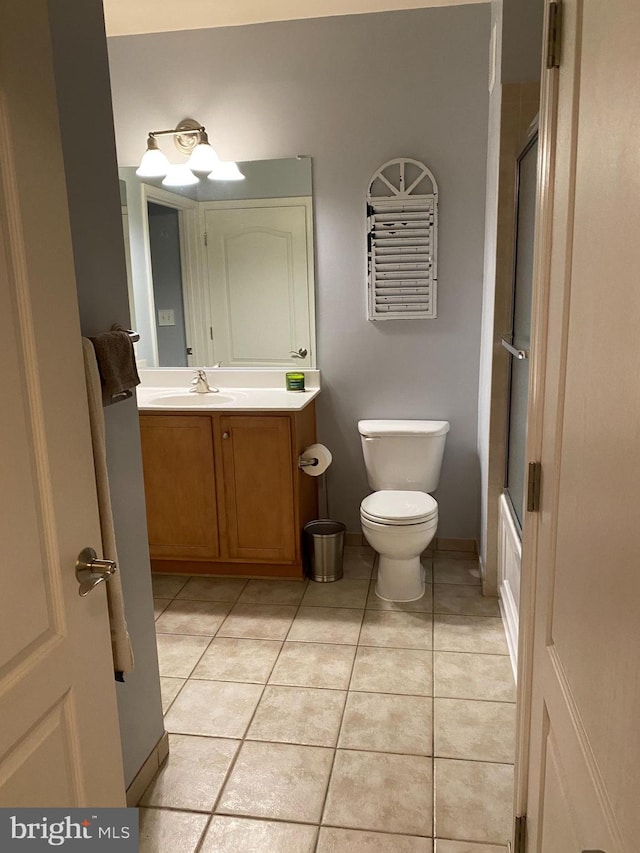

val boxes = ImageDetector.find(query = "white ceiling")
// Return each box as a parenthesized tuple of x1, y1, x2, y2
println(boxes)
(103, 0, 484, 37)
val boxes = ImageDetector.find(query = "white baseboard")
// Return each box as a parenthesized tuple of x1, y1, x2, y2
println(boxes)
(125, 731, 169, 806)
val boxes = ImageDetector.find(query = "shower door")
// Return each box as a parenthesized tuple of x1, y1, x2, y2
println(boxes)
(503, 130, 538, 527)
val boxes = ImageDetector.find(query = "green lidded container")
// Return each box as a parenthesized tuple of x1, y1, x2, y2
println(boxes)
(286, 372, 305, 392)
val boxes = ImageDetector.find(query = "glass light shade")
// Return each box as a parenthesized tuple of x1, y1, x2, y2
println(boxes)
(207, 161, 246, 181)
(187, 142, 220, 173)
(162, 164, 199, 187)
(136, 147, 170, 178)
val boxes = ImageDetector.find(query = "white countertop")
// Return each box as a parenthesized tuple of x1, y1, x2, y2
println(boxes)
(136, 368, 320, 412)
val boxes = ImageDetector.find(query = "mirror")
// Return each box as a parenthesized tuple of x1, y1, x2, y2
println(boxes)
(118, 157, 316, 369)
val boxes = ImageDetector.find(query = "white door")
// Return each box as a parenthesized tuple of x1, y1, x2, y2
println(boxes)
(0, 3, 125, 806)
(204, 199, 313, 367)
(518, 0, 640, 849)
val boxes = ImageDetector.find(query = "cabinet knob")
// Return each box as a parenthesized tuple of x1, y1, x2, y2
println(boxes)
(222, 431, 230, 439)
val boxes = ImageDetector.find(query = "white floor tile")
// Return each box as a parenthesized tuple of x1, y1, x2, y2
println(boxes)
(155, 634, 211, 678)
(217, 741, 334, 823)
(269, 641, 356, 689)
(140, 734, 238, 811)
(338, 691, 432, 755)
(434, 759, 514, 845)
(248, 685, 346, 747)
(323, 749, 432, 836)
(318, 827, 432, 852)
(163, 679, 264, 737)
(151, 568, 515, 850)
(138, 808, 208, 853)
(287, 606, 364, 644)
(192, 637, 282, 683)
(202, 816, 317, 852)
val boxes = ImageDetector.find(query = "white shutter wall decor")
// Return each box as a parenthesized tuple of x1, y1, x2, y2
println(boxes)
(367, 158, 438, 320)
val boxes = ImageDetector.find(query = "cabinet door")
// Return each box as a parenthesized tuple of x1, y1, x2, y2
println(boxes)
(139, 415, 219, 560)
(218, 415, 296, 562)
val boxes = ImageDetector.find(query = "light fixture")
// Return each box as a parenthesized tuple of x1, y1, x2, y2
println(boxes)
(136, 118, 242, 184)
(208, 161, 245, 182)
(136, 136, 171, 178)
(187, 129, 220, 173)
(162, 164, 199, 187)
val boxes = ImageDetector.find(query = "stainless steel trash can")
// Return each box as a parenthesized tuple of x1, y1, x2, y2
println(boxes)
(303, 520, 346, 582)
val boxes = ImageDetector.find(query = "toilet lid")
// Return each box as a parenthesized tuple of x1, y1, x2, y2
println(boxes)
(361, 490, 438, 525)
(358, 419, 450, 437)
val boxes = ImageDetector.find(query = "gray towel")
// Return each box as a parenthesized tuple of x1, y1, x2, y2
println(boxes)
(89, 329, 140, 405)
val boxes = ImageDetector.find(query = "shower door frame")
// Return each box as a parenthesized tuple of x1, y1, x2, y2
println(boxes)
(502, 127, 539, 533)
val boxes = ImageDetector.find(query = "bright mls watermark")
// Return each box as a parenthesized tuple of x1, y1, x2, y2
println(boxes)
(0, 809, 138, 850)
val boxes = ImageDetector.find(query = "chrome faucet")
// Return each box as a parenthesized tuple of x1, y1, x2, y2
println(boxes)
(190, 368, 219, 394)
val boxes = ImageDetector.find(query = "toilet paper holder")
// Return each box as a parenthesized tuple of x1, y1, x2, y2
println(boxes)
(298, 443, 332, 476)
(298, 456, 319, 469)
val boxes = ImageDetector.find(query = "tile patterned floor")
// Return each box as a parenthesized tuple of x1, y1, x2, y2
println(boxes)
(141, 548, 514, 852)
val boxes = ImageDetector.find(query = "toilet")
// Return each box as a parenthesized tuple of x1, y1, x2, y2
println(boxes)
(358, 419, 450, 602)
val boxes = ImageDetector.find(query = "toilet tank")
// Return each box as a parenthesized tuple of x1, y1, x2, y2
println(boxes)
(358, 420, 450, 492)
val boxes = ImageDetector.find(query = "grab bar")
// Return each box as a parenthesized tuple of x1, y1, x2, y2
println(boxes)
(500, 337, 529, 360)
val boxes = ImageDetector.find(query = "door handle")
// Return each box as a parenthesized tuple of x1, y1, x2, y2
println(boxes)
(76, 547, 117, 597)
(289, 347, 308, 358)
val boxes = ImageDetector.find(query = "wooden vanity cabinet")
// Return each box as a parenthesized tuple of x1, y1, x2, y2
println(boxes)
(139, 403, 317, 578)
(138, 415, 220, 561)
(216, 415, 295, 563)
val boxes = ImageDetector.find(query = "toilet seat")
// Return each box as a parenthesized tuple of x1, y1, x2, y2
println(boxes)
(361, 490, 438, 526)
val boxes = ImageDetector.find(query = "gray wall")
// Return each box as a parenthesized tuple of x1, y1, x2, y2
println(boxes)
(108, 4, 491, 538)
(148, 203, 189, 366)
(197, 157, 312, 201)
(48, 0, 164, 788)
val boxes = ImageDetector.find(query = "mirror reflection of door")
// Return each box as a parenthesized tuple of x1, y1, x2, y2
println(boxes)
(203, 199, 313, 368)
(504, 130, 538, 526)
(147, 202, 189, 366)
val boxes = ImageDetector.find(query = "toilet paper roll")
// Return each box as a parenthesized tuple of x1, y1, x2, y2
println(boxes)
(299, 443, 332, 476)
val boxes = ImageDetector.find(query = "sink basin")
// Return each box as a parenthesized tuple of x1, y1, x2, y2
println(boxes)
(147, 392, 238, 407)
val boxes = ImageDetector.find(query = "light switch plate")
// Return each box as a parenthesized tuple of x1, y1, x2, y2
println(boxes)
(158, 309, 175, 326)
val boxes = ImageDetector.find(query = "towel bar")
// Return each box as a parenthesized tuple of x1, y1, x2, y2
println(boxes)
(111, 389, 133, 402)
(110, 323, 140, 343)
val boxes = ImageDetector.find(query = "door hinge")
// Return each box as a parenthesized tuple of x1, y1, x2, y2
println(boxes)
(527, 462, 542, 512)
(204, 231, 208, 246)
(508, 814, 527, 853)
(546, 0, 562, 69)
